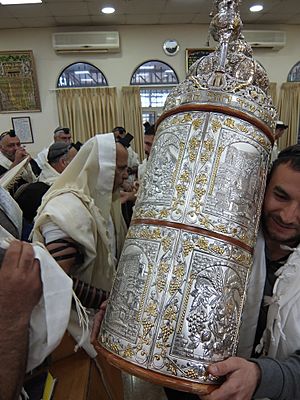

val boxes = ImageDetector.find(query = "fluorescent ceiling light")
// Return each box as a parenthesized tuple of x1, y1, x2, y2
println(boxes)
(75, 71, 90, 75)
(81, 78, 93, 82)
(101, 6, 115, 14)
(139, 66, 155, 70)
(250, 4, 263, 12)
(0, 0, 42, 4)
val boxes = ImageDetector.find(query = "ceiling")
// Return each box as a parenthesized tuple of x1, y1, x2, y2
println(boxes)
(0, 0, 300, 30)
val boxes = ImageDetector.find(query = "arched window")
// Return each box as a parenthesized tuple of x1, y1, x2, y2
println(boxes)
(57, 62, 108, 88)
(130, 60, 179, 124)
(287, 61, 300, 82)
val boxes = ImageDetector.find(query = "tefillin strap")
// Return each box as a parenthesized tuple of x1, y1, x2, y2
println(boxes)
(47, 238, 84, 265)
(72, 277, 108, 309)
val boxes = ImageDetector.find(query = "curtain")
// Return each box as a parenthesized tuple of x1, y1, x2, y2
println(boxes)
(121, 86, 144, 161)
(56, 87, 118, 143)
(269, 82, 277, 106)
(277, 82, 300, 150)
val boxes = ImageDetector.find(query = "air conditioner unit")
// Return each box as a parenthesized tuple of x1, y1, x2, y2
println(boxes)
(52, 31, 120, 53)
(242, 30, 286, 50)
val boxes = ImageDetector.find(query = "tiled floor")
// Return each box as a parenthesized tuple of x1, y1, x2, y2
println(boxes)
(123, 373, 167, 400)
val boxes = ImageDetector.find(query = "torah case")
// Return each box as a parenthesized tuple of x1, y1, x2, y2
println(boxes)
(96, 0, 277, 394)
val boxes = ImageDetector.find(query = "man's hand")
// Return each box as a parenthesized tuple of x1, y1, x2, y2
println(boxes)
(199, 357, 261, 400)
(0, 241, 42, 400)
(0, 240, 42, 324)
(91, 299, 108, 343)
(12, 147, 30, 166)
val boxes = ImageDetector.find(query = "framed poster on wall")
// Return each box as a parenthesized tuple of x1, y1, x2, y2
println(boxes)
(12, 116, 34, 144)
(0, 50, 41, 113)
(185, 48, 214, 72)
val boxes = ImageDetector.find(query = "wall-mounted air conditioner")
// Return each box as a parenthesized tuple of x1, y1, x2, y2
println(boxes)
(242, 30, 286, 50)
(52, 31, 120, 53)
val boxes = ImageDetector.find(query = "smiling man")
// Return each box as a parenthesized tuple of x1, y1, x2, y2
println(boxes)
(194, 144, 300, 400)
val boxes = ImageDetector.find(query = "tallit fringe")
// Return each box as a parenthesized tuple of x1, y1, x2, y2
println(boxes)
(19, 387, 29, 400)
(72, 290, 90, 352)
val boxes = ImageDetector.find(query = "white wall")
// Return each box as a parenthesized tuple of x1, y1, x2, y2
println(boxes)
(1, 23, 300, 156)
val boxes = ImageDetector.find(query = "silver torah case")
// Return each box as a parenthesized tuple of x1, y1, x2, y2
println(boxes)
(97, 0, 277, 395)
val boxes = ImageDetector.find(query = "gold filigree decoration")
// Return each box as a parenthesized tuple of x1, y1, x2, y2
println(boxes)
(163, 305, 178, 322)
(161, 324, 174, 342)
(215, 224, 228, 233)
(161, 237, 172, 252)
(195, 174, 207, 185)
(123, 345, 134, 358)
(180, 170, 190, 183)
(159, 209, 169, 218)
(157, 264, 168, 292)
(236, 123, 249, 133)
(210, 119, 222, 133)
(182, 240, 194, 256)
(138, 228, 162, 240)
(166, 362, 178, 376)
(181, 113, 192, 123)
(188, 137, 200, 162)
(199, 216, 211, 229)
(194, 188, 206, 199)
(210, 244, 225, 255)
(197, 237, 209, 251)
(175, 184, 187, 197)
(192, 118, 204, 130)
(224, 118, 235, 129)
(160, 261, 169, 274)
(143, 210, 157, 218)
(203, 138, 215, 152)
(142, 320, 154, 339)
(184, 369, 199, 379)
(169, 264, 185, 295)
(145, 302, 158, 317)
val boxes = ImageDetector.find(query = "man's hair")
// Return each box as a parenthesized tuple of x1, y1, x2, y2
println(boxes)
(270, 144, 300, 177)
(0, 129, 16, 141)
(143, 121, 156, 136)
(47, 142, 71, 164)
(112, 126, 126, 134)
(54, 127, 70, 137)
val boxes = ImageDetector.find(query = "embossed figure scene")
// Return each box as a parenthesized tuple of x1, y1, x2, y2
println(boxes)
(172, 253, 245, 363)
(138, 131, 181, 206)
(104, 242, 156, 343)
(204, 139, 265, 227)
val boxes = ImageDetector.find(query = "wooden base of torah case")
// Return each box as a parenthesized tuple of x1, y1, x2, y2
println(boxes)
(95, 1, 277, 395)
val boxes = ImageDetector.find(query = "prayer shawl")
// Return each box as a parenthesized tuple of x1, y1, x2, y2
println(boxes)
(33, 133, 127, 355)
(0, 152, 36, 184)
(38, 162, 60, 186)
(0, 225, 73, 372)
(35, 146, 50, 170)
(0, 186, 22, 237)
(238, 231, 300, 361)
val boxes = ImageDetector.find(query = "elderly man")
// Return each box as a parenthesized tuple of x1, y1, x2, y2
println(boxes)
(38, 142, 78, 186)
(13, 142, 78, 240)
(33, 133, 128, 400)
(112, 126, 140, 177)
(0, 129, 36, 193)
(35, 126, 72, 170)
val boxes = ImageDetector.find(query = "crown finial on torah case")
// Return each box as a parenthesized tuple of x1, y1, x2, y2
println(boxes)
(95, 0, 277, 395)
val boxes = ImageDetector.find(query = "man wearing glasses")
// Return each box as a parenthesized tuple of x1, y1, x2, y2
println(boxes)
(0, 130, 37, 193)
